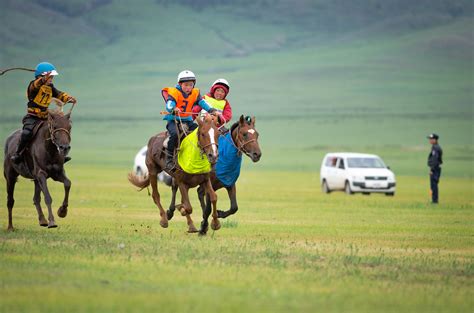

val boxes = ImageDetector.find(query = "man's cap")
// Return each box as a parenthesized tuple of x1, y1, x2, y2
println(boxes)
(427, 133, 439, 140)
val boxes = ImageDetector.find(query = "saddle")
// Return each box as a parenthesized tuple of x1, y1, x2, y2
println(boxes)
(31, 120, 45, 139)
(162, 123, 190, 149)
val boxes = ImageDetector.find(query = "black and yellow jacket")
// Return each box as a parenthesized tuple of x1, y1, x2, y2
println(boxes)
(26, 78, 70, 119)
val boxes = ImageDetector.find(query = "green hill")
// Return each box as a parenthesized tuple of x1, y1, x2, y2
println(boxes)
(1, 0, 473, 176)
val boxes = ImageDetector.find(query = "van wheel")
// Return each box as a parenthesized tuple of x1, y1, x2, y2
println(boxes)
(322, 180, 331, 194)
(385, 192, 395, 196)
(345, 181, 354, 195)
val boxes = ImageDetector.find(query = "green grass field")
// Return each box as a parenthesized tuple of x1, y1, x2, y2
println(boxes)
(1, 1, 473, 312)
(0, 166, 473, 312)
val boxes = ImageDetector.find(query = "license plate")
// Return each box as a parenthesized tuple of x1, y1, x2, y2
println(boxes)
(367, 182, 385, 188)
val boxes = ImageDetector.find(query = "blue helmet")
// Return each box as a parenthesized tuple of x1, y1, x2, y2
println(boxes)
(35, 62, 59, 77)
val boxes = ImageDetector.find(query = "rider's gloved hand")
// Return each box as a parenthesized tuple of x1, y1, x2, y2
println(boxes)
(67, 96, 77, 104)
(172, 107, 181, 115)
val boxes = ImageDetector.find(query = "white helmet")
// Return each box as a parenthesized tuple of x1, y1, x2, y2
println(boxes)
(212, 78, 230, 89)
(177, 70, 196, 83)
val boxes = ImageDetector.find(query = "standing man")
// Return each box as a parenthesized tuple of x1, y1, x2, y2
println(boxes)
(427, 133, 443, 204)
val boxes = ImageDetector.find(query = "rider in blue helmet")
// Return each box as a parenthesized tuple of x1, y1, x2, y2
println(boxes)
(10, 62, 77, 164)
(34, 62, 59, 77)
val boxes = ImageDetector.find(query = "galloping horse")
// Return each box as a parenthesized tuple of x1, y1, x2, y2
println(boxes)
(128, 114, 221, 232)
(3, 110, 73, 230)
(166, 115, 262, 234)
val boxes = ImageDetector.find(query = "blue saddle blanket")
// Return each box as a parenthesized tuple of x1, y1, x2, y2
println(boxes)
(215, 132, 242, 187)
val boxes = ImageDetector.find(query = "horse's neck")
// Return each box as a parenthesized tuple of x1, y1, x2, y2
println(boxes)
(37, 123, 55, 152)
(230, 127, 240, 152)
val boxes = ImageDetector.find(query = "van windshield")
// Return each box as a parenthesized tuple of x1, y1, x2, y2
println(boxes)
(347, 157, 386, 168)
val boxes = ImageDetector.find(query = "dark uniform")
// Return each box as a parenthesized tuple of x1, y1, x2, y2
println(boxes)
(11, 77, 71, 163)
(427, 133, 443, 203)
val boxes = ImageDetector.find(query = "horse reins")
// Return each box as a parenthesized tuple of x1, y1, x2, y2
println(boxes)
(47, 115, 71, 151)
(174, 114, 219, 159)
(230, 126, 257, 158)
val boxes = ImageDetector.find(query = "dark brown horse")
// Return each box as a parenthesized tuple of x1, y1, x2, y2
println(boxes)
(166, 115, 262, 235)
(3, 110, 73, 230)
(128, 114, 221, 232)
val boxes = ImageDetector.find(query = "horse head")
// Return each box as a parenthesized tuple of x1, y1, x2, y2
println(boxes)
(234, 115, 262, 162)
(47, 110, 72, 157)
(196, 114, 219, 164)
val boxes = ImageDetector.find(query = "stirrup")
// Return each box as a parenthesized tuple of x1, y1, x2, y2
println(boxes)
(166, 162, 176, 172)
(165, 154, 176, 171)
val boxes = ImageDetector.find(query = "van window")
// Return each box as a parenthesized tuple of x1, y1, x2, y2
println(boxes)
(347, 157, 385, 168)
(324, 157, 337, 167)
(325, 157, 337, 167)
(338, 159, 345, 169)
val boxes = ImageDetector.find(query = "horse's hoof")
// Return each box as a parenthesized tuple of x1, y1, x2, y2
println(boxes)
(198, 229, 208, 236)
(57, 206, 68, 218)
(160, 220, 168, 228)
(7, 226, 15, 232)
(166, 210, 174, 220)
(48, 222, 58, 228)
(39, 217, 48, 227)
(211, 220, 221, 231)
(187, 225, 198, 233)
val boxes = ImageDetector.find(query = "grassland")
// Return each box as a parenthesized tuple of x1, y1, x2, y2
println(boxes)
(0, 165, 472, 312)
(1, 1, 473, 311)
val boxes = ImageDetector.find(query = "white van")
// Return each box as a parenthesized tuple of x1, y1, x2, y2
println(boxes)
(320, 153, 396, 196)
(133, 146, 172, 186)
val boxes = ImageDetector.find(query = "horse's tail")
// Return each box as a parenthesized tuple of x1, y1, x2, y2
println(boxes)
(128, 172, 150, 191)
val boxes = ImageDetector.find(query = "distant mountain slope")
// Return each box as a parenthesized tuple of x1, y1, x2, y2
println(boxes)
(162, 0, 473, 32)
(1, 0, 472, 67)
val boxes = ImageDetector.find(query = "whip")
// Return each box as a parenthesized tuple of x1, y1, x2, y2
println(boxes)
(0, 67, 35, 76)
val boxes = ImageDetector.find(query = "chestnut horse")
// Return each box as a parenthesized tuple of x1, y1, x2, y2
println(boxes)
(3, 110, 73, 230)
(166, 115, 262, 234)
(128, 114, 221, 232)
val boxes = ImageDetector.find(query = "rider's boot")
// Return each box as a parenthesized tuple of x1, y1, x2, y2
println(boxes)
(165, 152, 175, 172)
(10, 136, 29, 164)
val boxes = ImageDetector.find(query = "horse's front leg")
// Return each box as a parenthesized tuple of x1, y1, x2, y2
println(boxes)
(53, 170, 71, 218)
(36, 171, 57, 228)
(218, 185, 238, 219)
(5, 169, 18, 231)
(166, 182, 179, 221)
(178, 183, 198, 233)
(198, 184, 211, 235)
(204, 179, 220, 231)
(33, 180, 48, 226)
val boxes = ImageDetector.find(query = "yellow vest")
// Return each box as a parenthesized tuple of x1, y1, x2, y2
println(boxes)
(203, 95, 226, 112)
(177, 129, 211, 174)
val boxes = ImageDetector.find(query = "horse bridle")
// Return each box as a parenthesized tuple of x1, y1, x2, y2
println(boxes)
(174, 116, 218, 159)
(233, 126, 257, 158)
(47, 115, 71, 152)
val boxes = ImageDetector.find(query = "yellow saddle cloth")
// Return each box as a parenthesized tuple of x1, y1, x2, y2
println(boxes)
(177, 128, 211, 174)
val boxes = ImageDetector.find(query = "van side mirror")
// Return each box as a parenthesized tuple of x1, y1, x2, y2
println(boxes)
(387, 166, 391, 170)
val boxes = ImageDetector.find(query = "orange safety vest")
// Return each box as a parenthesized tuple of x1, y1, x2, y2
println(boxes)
(162, 87, 200, 118)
